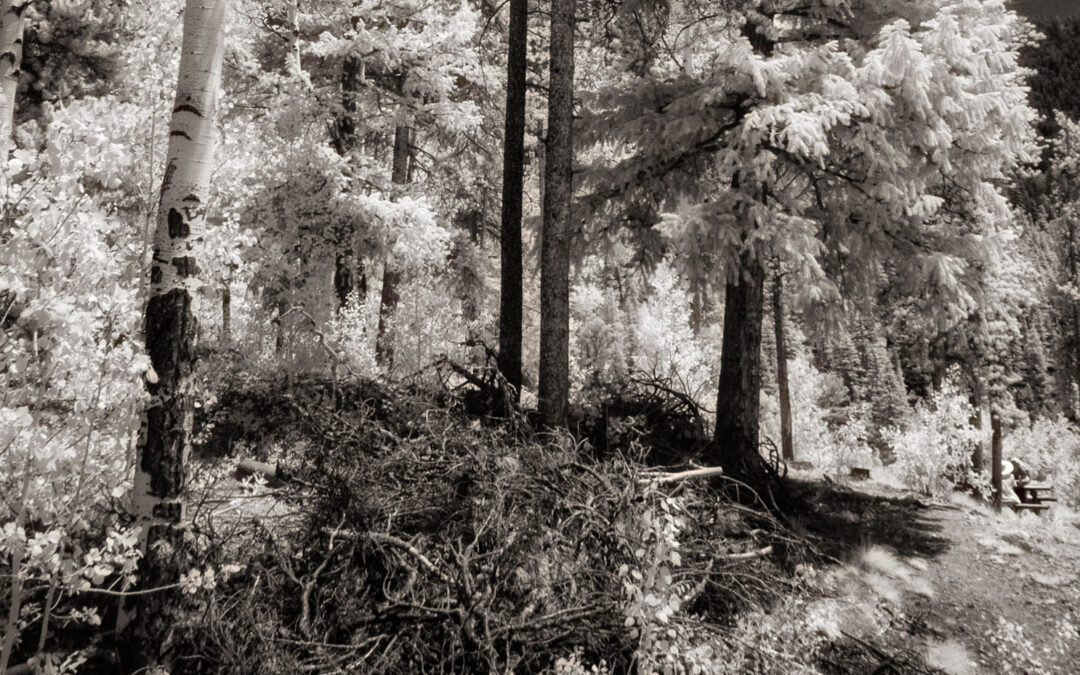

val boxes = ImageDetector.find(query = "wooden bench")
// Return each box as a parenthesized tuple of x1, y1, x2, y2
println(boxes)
(1015, 482, 1054, 504)
(1008, 482, 1055, 514)
(1009, 502, 1051, 514)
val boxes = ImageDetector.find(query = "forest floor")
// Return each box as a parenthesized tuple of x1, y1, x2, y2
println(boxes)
(797, 475, 1080, 674)
(185, 376, 1080, 673)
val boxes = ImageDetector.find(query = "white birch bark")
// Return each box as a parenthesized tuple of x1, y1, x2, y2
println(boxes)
(0, 0, 28, 156)
(133, 0, 226, 527)
(122, 2, 227, 656)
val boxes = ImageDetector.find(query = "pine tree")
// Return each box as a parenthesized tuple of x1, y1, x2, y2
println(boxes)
(538, 0, 575, 426)
(578, 0, 1036, 486)
(376, 122, 410, 369)
(497, 0, 527, 402)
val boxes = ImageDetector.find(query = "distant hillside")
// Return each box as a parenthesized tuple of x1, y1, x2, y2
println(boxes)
(1022, 17, 1080, 139)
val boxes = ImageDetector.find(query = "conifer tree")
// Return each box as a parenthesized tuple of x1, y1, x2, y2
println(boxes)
(579, 0, 1035, 485)
(538, 0, 575, 426)
(376, 122, 410, 369)
(498, 0, 527, 402)
(332, 54, 367, 311)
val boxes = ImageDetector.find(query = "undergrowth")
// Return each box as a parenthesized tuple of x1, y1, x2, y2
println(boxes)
(151, 372, 950, 673)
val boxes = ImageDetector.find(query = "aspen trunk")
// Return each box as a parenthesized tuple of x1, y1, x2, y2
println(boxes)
(497, 0, 527, 401)
(538, 0, 574, 427)
(123, 0, 226, 667)
(773, 270, 794, 462)
(0, 0, 27, 155)
(375, 123, 409, 369)
(711, 250, 770, 484)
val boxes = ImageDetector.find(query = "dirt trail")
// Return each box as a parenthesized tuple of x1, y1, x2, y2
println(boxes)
(797, 476, 1080, 674)
(907, 499, 1080, 674)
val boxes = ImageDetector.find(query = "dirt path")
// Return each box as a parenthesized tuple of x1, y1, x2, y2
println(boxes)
(908, 499, 1080, 674)
(797, 477, 1080, 674)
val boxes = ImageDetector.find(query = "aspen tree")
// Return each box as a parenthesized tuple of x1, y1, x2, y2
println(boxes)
(0, 0, 28, 155)
(125, 0, 226, 665)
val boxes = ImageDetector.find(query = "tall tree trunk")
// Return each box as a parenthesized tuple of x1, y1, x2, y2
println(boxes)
(333, 54, 367, 310)
(497, 0, 526, 401)
(123, 0, 226, 668)
(0, 0, 27, 155)
(1067, 218, 1080, 421)
(690, 283, 703, 336)
(221, 283, 231, 347)
(711, 249, 770, 483)
(538, 0, 574, 427)
(375, 123, 409, 369)
(967, 376, 986, 470)
(773, 269, 793, 462)
(991, 411, 1003, 511)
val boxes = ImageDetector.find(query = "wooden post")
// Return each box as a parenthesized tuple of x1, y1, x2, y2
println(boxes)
(991, 412, 1003, 511)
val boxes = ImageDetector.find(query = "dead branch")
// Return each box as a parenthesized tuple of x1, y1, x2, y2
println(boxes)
(324, 528, 453, 586)
(719, 545, 773, 561)
(641, 466, 724, 485)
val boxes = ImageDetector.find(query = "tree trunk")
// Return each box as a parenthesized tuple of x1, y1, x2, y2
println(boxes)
(1067, 218, 1080, 421)
(538, 0, 574, 427)
(123, 0, 226, 668)
(968, 380, 986, 470)
(690, 283, 703, 336)
(773, 269, 794, 462)
(333, 54, 367, 310)
(497, 0, 526, 401)
(711, 249, 770, 484)
(221, 283, 231, 347)
(375, 123, 409, 369)
(0, 0, 27, 155)
(991, 411, 1003, 511)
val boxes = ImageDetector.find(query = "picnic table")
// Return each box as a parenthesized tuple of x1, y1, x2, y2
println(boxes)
(1010, 482, 1056, 514)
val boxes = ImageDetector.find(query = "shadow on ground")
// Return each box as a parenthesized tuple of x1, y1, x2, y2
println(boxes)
(785, 478, 951, 563)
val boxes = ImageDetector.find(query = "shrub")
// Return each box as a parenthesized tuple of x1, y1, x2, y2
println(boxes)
(881, 384, 981, 496)
(762, 355, 876, 476)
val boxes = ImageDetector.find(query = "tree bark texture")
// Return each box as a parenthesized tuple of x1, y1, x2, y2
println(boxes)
(0, 0, 28, 154)
(538, 0, 574, 427)
(711, 249, 769, 483)
(221, 284, 231, 347)
(773, 270, 794, 462)
(375, 123, 410, 369)
(497, 0, 526, 400)
(333, 54, 367, 310)
(1067, 218, 1080, 420)
(126, 0, 226, 665)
